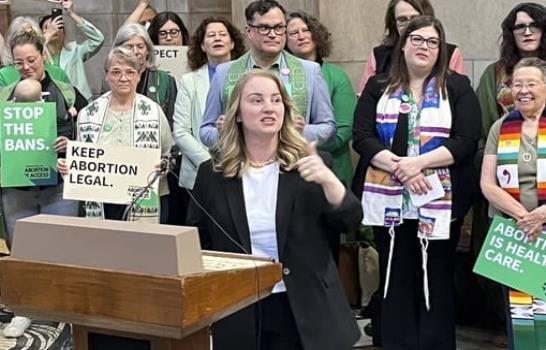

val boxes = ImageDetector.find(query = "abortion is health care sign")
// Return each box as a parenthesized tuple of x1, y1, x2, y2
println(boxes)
(474, 215, 546, 300)
(0, 102, 58, 187)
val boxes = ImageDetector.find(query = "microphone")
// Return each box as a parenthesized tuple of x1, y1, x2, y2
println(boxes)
(121, 152, 173, 221)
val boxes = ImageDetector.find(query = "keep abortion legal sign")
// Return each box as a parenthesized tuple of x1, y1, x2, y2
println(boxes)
(63, 141, 160, 205)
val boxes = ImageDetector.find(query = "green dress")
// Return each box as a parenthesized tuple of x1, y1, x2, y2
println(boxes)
(319, 62, 356, 187)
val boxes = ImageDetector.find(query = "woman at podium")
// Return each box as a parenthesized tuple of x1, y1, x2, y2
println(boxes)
(187, 69, 362, 350)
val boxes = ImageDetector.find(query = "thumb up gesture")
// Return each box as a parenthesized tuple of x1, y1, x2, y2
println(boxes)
(297, 141, 346, 206)
(297, 141, 328, 184)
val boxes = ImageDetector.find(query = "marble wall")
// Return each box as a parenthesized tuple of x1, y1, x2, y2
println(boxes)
(3, 0, 536, 95)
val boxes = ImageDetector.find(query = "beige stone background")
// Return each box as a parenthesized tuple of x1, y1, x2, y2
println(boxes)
(1, 0, 534, 96)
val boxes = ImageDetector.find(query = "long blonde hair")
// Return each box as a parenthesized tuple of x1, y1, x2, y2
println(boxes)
(213, 69, 307, 178)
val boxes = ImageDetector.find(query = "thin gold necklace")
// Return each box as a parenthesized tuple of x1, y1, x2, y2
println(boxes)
(248, 155, 277, 168)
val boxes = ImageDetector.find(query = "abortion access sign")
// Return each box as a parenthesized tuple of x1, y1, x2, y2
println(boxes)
(0, 102, 58, 187)
(474, 215, 546, 300)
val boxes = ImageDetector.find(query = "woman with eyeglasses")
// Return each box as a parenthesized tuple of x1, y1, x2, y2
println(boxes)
(353, 16, 480, 349)
(471, 3, 545, 346)
(477, 3, 545, 147)
(125, 0, 189, 46)
(0, 23, 87, 245)
(58, 47, 173, 226)
(0, 17, 72, 87)
(356, 0, 465, 95)
(109, 23, 177, 224)
(480, 57, 546, 350)
(147, 12, 190, 46)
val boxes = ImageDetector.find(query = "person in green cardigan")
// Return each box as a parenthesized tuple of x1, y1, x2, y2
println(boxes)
(285, 10, 356, 188)
(285, 11, 356, 265)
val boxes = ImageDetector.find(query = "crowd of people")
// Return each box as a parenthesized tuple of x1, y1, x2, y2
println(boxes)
(0, 0, 545, 349)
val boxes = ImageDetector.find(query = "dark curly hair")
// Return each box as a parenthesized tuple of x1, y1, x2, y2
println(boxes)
(147, 11, 190, 46)
(286, 11, 332, 62)
(383, 0, 435, 48)
(187, 17, 246, 71)
(498, 2, 546, 75)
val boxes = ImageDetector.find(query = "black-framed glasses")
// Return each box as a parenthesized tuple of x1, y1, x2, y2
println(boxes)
(408, 34, 441, 49)
(396, 15, 418, 28)
(512, 22, 539, 35)
(158, 29, 181, 38)
(247, 23, 286, 36)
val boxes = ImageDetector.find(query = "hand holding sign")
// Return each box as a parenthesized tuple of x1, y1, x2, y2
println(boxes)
(54, 136, 69, 153)
(518, 206, 546, 241)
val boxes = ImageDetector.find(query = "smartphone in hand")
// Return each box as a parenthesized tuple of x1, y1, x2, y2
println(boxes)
(51, 8, 63, 28)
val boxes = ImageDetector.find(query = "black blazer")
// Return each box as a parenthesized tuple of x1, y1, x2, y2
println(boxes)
(352, 72, 482, 219)
(187, 160, 362, 350)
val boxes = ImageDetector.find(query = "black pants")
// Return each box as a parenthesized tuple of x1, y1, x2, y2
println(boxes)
(259, 293, 303, 350)
(212, 293, 303, 350)
(166, 171, 189, 225)
(375, 219, 462, 350)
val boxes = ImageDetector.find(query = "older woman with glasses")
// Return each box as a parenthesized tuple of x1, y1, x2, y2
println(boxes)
(353, 16, 480, 349)
(480, 57, 546, 350)
(110, 23, 182, 224)
(356, 0, 465, 94)
(472, 4, 545, 340)
(60, 47, 173, 224)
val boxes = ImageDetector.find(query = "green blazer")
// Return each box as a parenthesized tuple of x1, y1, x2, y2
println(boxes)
(319, 62, 356, 187)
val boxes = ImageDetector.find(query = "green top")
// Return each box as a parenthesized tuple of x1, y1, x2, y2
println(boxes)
(318, 62, 355, 187)
(484, 117, 538, 216)
(0, 64, 72, 88)
(476, 62, 515, 160)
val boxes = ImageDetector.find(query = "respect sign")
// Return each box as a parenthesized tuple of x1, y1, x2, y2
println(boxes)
(0, 102, 58, 187)
(153, 46, 189, 81)
(474, 215, 546, 300)
(63, 141, 160, 204)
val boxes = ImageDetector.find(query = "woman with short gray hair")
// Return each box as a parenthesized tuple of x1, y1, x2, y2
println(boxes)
(112, 23, 184, 226)
(61, 46, 173, 224)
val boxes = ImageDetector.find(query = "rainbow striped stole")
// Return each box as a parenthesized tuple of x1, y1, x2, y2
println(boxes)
(497, 110, 546, 204)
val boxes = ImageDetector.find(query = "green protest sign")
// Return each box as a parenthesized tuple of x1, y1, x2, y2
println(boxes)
(473, 215, 546, 301)
(0, 102, 58, 187)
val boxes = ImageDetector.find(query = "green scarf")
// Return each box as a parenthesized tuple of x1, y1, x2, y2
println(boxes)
(223, 51, 308, 118)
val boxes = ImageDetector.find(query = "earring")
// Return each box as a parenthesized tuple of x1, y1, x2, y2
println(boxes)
(236, 117, 241, 122)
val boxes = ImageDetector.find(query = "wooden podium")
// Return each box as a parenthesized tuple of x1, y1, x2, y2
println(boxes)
(0, 215, 282, 349)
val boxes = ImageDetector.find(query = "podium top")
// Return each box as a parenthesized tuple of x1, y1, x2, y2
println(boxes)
(13, 214, 203, 277)
(0, 251, 282, 339)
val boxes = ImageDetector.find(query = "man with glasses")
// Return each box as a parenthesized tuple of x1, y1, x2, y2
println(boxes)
(200, 0, 335, 147)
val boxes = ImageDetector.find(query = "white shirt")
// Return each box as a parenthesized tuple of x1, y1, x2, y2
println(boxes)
(242, 162, 285, 293)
